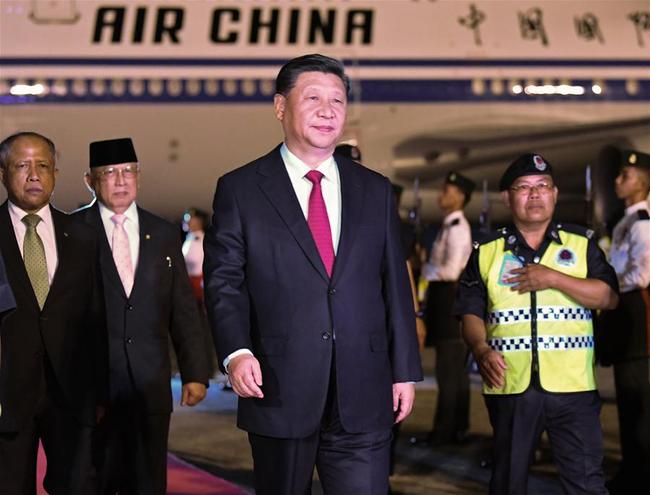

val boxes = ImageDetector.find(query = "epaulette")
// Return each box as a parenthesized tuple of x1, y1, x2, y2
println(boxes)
(636, 210, 650, 221)
(556, 222, 595, 239)
(472, 228, 506, 249)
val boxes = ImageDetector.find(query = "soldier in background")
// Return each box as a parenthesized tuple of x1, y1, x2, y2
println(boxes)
(420, 172, 475, 445)
(601, 149, 650, 494)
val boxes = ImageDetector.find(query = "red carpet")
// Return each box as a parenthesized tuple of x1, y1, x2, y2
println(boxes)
(36, 443, 246, 494)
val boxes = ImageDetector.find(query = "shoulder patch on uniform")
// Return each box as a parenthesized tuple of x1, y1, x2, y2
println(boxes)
(450, 218, 461, 227)
(558, 223, 593, 238)
(636, 210, 650, 221)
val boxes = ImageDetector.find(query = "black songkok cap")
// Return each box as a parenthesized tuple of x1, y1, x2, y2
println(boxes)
(621, 149, 650, 172)
(89, 138, 138, 168)
(446, 171, 476, 198)
(335, 144, 362, 162)
(499, 153, 554, 191)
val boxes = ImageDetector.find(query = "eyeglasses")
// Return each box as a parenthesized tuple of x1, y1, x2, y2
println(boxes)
(509, 181, 554, 194)
(93, 165, 139, 181)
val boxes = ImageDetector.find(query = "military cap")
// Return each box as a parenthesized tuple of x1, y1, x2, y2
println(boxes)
(445, 171, 476, 198)
(499, 153, 554, 191)
(89, 137, 138, 168)
(335, 143, 362, 162)
(621, 149, 650, 171)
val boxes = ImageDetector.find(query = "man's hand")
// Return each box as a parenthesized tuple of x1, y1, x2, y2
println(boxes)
(181, 382, 207, 406)
(228, 354, 264, 399)
(392, 382, 416, 424)
(507, 264, 558, 293)
(475, 348, 507, 389)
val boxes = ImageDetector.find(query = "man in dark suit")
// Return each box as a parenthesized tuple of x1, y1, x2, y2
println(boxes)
(72, 137, 210, 495)
(204, 54, 423, 494)
(0, 251, 16, 322)
(0, 132, 107, 494)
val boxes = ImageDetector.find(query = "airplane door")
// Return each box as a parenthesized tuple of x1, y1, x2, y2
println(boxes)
(29, 0, 79, 24)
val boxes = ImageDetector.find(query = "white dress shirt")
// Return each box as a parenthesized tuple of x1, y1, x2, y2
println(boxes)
(421, 209, 472, 282)
(98, 200, 140, 271)
(224, 143, 343, 370)
(182, 230, 204, 277)
(8, 201, 58, 285)
(280, 143, 342, 252)
(609, 200, 650, 293)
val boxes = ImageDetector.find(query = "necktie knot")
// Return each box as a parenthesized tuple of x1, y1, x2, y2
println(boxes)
(22, 214, 42, 229)
(305, 170, 324, 186)
(111, 213, 127, 227)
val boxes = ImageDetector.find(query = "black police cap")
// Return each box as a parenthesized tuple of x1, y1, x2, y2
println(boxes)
(499, 153, 554, 191)
(621, 149, 650, 172)
(445, 171, 476, 198)
(335, 144, 362, 162)
(89, 138, 138, 168)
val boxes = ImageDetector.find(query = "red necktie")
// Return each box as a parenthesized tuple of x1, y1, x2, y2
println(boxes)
(305, 170, 335, 277)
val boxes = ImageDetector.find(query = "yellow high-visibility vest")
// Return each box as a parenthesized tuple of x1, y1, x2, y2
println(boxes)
(478, 229, 596, 395)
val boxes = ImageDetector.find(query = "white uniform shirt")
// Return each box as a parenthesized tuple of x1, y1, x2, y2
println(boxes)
(98, 201, 140, 271)
(609, 200, 650, 293)
(8, 201, 58, 285)
(421, 210, 472, 282)
(224, 143, 343, 369)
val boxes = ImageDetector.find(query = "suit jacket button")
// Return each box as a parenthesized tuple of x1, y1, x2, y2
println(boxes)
(126, 337, 133, 344)
(328, 288, 336, 295)
(126, 304, 134, 311)
(321, 332, 331, 340)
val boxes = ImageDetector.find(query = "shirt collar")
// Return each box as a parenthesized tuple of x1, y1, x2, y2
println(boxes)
(501, 221, 562, 252)
(8, 200, 53, 227)
(280, 143, 336, 182)
(625, 200, 650, 217)
(98, 200, 138, 227)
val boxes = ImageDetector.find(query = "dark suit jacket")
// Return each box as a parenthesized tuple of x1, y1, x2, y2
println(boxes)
(72, 202, 209, 415)
(0, 251, 16, 319)
(204, 145, 423, 438)
(0, 202, 107, 432)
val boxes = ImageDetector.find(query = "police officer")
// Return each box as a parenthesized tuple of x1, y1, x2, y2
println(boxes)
(602, 149, 650, 494)
(453, 153, 619, 494)
(421, 172, 475, 445)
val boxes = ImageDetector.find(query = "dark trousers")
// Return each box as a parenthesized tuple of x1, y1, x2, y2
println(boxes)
(485, 387, 606, 495)
(0, 371, 96, 495)
(433, 339, 470, 441)
(613, 358, 650, 486)
(248, 362, 392, 495)
(97, 400, 169, 495)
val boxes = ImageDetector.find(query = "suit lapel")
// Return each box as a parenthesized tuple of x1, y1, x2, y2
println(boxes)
(44, 208, 71, 307)
(86, 202, 127, 298)
(131, 206, 151, 297)
(331, 158, 364, 285)
(0, 202, 39, 309)
(257, 148, 330, 283)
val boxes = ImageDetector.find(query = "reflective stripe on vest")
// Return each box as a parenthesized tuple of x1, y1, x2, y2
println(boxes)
(478, 231, 596, 395)
(488, 335, 594, 352)
(487, 306, 592, 325)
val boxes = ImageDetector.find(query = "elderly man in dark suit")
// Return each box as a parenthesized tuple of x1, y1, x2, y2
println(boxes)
(72, 137, 210, 495)
(0, 132, 107, 494)
(204, 54, 423, 494)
